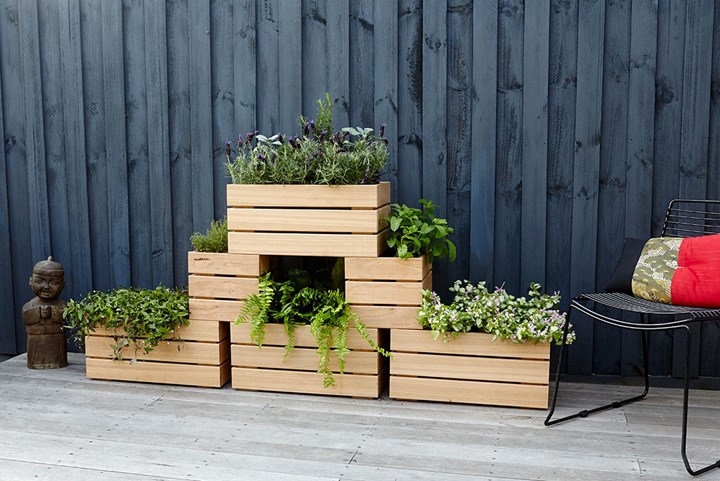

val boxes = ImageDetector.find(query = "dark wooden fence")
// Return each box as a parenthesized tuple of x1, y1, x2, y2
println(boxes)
(1, 0, 718, 380)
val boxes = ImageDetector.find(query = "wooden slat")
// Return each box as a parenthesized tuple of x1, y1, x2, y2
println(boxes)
(520, 0, 549, 289)
(232, 367, 382, 398)
(228, 231, 388, 257)
(345, 275, 429, 306)
(374, 0, 399, 199)
(227, 205, 389, 233)
(277, 0, 301, 134)
(85, 336, 229, 365)
(233, 0, 256, 147)
(326, 0, 350, 128)
(350, 305, 421, 330)
(86, 358, 230, 388)
(344, 255, 429, 281)
(568, 0, 605, 375)
(389, 376, 548, 409)
(230, 323, 380, 350)
(188, 0, 214, 235)
(391, 329, 551, 360)
(0, 40, 14, 353)
(189, 298, 243, 322)
(231, 345, 380, 374)
(390, 352, 549, 385)
(256, 0, 280, 134)
(101, 0, 131, 288)
(188, 252, 268, 276)
(226, 182, 391, 208)
(349, 0, 374, 129)
(300, 0, 326, 113)
(188, 274, 259, 300)
(90, 319, 228, 343)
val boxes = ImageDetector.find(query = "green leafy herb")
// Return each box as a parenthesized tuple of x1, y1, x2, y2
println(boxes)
(418, 280, 575, 345)
(385, 199, 457, 262)
(190, 218, 228, 253)
(236, 272, 389, 387)
(226, 94, 388, 185)
(63, 287, 190, 359)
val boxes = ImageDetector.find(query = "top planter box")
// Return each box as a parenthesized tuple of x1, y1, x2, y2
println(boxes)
(227, 182, 390, 257)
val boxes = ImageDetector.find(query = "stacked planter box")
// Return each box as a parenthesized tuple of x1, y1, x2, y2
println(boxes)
(389, 330, 551, 409)
(345, 255, 430, 329)
(226, 182, 391, 398)
(230, 323, 386, 398)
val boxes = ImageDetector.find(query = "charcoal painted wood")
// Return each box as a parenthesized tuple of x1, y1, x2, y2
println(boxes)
(1, 0, 719, 383)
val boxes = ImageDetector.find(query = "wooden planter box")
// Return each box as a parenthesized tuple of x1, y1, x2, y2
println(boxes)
(230, 323, 386, 398)
(84, 321, 231, 388)
(226, 182, 390, 257)
(389, 330, 550, 409)
(345, 256, 431, 329)
(188, 251, 268, 302)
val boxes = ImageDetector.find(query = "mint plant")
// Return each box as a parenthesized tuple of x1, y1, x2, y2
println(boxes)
(385, 199, 456, 262)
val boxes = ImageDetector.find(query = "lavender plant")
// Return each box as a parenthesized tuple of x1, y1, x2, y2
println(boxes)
(418, 280, 575, 345)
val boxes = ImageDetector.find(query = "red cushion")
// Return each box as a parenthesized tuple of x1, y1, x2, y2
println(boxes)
(671, 234, 720, 308)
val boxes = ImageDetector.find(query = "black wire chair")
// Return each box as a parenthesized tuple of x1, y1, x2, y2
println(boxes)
(544, 199, 720, 476)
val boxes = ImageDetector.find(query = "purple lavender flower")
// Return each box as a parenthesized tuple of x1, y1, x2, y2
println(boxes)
(379, 123, 386, 137)
(225, 140, 232, 158)
(237, 135, 243, 150)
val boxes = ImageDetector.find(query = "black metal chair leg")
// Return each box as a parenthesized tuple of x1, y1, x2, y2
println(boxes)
(545, 303, 651, 426)
(679, 325, 720, 476)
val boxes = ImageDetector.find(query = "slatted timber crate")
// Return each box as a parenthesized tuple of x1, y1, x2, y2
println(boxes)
(345, 255, 430, 329)
(389, 329, 551, 409)
(227, 182, 390, 257)
(230, 323, 387, 398)
(84, 321, 231, 388)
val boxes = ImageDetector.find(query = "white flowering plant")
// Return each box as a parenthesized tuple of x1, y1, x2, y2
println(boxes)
(417, 280, 575, 345)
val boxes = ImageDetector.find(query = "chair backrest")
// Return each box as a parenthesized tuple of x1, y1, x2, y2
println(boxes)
(661, 199, 720, 237)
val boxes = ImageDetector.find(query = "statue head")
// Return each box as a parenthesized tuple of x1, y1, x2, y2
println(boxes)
(29, 257, 65, 300)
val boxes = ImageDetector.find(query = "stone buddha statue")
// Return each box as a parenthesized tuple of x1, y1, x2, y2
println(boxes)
(22, 257, 68, 369)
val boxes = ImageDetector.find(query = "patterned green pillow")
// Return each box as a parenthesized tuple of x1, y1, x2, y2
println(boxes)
(631, 237, 683, 304)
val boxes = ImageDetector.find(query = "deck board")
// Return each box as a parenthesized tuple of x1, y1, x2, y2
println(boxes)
(1, 354, 720, 480)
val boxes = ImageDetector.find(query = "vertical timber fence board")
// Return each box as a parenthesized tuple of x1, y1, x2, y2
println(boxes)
(257, 0, 280, 134)
(143, 1, 173, 288)
(59, 0, 92, 300)
(301, 0, 328, 114)
(494, 0, 523, 295)
(470, 0, 497, 284)
(234, 0, 257, 140)
(278, 0, 302, 134)
(102, 0, 130, 289)
(520, 0, 549, 291)
(350, 0, 374, 129)
(374, 0, 398, 199)
(326, 0, 350, 128)
(568, 0, 605, 375)
(396, 0, 422, 206)
(446, 0, 473, 285)
(189, 0, 214, 237)
(0, 44, 15, 353)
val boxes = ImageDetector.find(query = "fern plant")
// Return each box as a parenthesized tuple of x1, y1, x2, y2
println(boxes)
(236, 271, 388, 387)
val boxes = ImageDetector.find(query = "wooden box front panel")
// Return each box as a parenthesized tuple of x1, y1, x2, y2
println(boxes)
(85, 336, 230, 365)
(86, 358, 231, 388)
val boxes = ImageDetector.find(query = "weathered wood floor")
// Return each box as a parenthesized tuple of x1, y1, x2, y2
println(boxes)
(1, 353, 720, 481)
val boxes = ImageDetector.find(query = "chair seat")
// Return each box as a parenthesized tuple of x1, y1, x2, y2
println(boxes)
(578, 292, 720, 318)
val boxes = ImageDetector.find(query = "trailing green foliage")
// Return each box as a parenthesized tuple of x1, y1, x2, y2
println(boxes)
(64, 286, 190, 359)
(418, 280, 575, 346)
(236, 271, 388, 387)
(226, 94, 388, 185)
(385, 199, 457, 262)
(190, 218, 228, 253)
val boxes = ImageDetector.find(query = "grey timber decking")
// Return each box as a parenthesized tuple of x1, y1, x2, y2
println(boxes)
(1, 353, 719, 480)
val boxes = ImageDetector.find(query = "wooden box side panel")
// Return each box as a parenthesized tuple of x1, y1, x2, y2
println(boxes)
(227, 182, 390, 208)
(232, 367, 382, 398)
(390, 376, 548, 409)
(86, 358, 231, 388)
(85, 336, 229, 365)
(390, 352, 549, 384)
(351, 306, 422, 329)
(189, 299, 243, 322)
(88, 320, 227, 343)
(346, 279, 427, 306)
(228, 231, 388, 257)
(345, 256, 430, 281)
(391, 329, 551, 360)
(231, 345, 380, 374)
(187, 252, 269, 276)
(230, 323, 380, 350)
(228, 206, 389, 234)
(188, 275, 259, 300)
